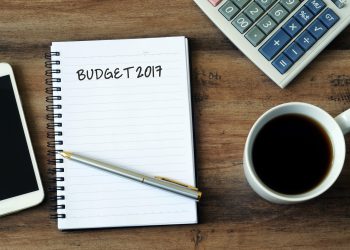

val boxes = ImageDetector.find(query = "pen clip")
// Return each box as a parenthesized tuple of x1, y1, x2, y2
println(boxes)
(155, 176, 199, 191)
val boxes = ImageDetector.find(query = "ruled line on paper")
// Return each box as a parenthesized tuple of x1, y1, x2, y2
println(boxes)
(67, 211, 190, 219)
(66, 202, 189, 210)
(64, 129, 183, 139)
(61, 90, 184, 99)
(60, 82, 180, 90)
(67, 160, 185, 167)
(60, 148, 185, 156)
(65, 174, 191, 186)
(67, 166, 190, 173)
(60, 98, 184, 106)
(60, 61, 183, 67)
(65, 130, 184, 138)
(61, 105, 185, 114)
(64, 137, 185, 146)
(65, 195, 173, 203)
(68, 171, 187, 179)
(62, 52, 180, 59)
(62, 122, 185, 130)
(64, 114, 185, 122)
(64, 150, 185, 159)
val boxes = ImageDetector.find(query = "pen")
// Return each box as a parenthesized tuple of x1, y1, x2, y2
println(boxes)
(59, 151, 202, 201)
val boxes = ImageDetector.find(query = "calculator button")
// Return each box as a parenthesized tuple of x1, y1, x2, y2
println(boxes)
(296, 30, 317, 50)
(245, 26, 266, 46)
(272, 54, 293, 74)
(305, 0, 326, 15)
(232, 0, 251, 9)
(318, 8, 339, 29)
(219, 1, 240, 20)
(332, 0, 346, 9)
(259, 29, 291, 60)
(307, 19, 328, 39)
(232, 13, 253, 33)
(294, 6, 314, 26)
(269, 4, 289, 23)
(257, 15, 277, 35)
(209, 0, 223, 6)
(282, 17, 302, 37)
(244, 2, 264, 22)
(280, 0, 300, 12)
(255, 0, 276, 10)
(284, 42, 305, 62)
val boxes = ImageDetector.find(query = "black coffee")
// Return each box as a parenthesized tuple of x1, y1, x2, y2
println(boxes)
(252, 114, 333, 195)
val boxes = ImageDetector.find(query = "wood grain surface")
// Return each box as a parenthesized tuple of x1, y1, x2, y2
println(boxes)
(1, 0, 350, 249)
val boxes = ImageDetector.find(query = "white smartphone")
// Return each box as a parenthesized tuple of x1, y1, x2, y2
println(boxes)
(0, 63, 44, 217)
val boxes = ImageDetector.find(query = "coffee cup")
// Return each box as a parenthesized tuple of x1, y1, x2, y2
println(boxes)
(243, 102, 350, 204)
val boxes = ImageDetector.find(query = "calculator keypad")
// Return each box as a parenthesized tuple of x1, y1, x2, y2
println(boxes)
(233, 13, 254, 33)
(233, 0, 250, 9)
(219, 1, 240, 20)
(282, 17, 302, 37)
(244, 2, 264, 21)
(284, 42, 305, 61)
(294, 6, 314, 26)
(256, 0, 276, 10)
(260, 29, 291, 60)
(257, 15, 277, 34)
(272, 54, 293, 73)
(280, 0, 300, 12)
(305, 0, 326, 14)
(215, 0, 340, 74)
(269, 4, 289, 23)
(273, 6, 338, 73)
(296, 30, 317, 50)
(319, 8, 339, 28)
(332, 0, 345, 8)
(307, 19, 327, 39)
(245, 26, 266, 45)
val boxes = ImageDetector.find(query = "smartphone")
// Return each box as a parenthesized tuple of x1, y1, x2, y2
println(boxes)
(0, 63, 44, 217)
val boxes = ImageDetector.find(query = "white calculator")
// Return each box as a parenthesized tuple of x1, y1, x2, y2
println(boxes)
(194, 0, 350, 88)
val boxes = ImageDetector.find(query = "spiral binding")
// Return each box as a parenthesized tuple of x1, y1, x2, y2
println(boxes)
(45, 51, 66, 220)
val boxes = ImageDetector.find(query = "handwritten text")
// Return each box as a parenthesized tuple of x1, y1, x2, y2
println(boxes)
(76, 65, 163, 81)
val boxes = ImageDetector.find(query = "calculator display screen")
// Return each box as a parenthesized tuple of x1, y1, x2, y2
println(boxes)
(0, 75, 38, 201)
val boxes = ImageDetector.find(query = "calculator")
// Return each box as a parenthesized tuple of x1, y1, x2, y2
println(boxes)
(194, 0, 350, 88)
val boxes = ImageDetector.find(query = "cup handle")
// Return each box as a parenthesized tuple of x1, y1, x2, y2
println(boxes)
(335, 109, 350, 135)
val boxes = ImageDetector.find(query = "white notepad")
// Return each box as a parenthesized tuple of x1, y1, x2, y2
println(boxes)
(49, 37, 197, 230)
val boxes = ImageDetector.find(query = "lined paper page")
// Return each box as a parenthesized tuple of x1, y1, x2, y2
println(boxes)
(51, 37, 197, 230)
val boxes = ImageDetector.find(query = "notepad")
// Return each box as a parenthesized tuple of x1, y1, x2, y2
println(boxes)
(48, 37, 197, 230)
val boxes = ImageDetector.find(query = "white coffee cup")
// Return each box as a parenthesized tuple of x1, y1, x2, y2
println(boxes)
(243, 102, 350, 204)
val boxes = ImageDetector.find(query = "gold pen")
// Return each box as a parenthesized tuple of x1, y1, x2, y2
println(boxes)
(59, 151, 202, 201)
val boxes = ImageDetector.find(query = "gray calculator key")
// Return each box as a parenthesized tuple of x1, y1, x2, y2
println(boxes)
(280, 0, 300, 12)
(245, 26, 266, 46)
(244, 2, 264, 22)
(257, 15, 277, 35)
(269, 3, 289, 23)
(333, 0, 346, 8)
(232, 13, 253, 33)
(219, 1, 239, 20)
(255, 0, 276, 10)
(232, 0, 250, 9)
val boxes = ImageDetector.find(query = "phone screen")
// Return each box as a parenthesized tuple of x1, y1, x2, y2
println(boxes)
(0, 75, 38, 201)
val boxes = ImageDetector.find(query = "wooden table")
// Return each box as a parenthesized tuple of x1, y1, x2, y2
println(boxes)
(1, 1, 350, 249)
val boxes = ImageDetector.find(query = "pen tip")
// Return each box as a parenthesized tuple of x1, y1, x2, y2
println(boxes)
(197, 191, 202, 201)
(59, 151, 72, 159)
